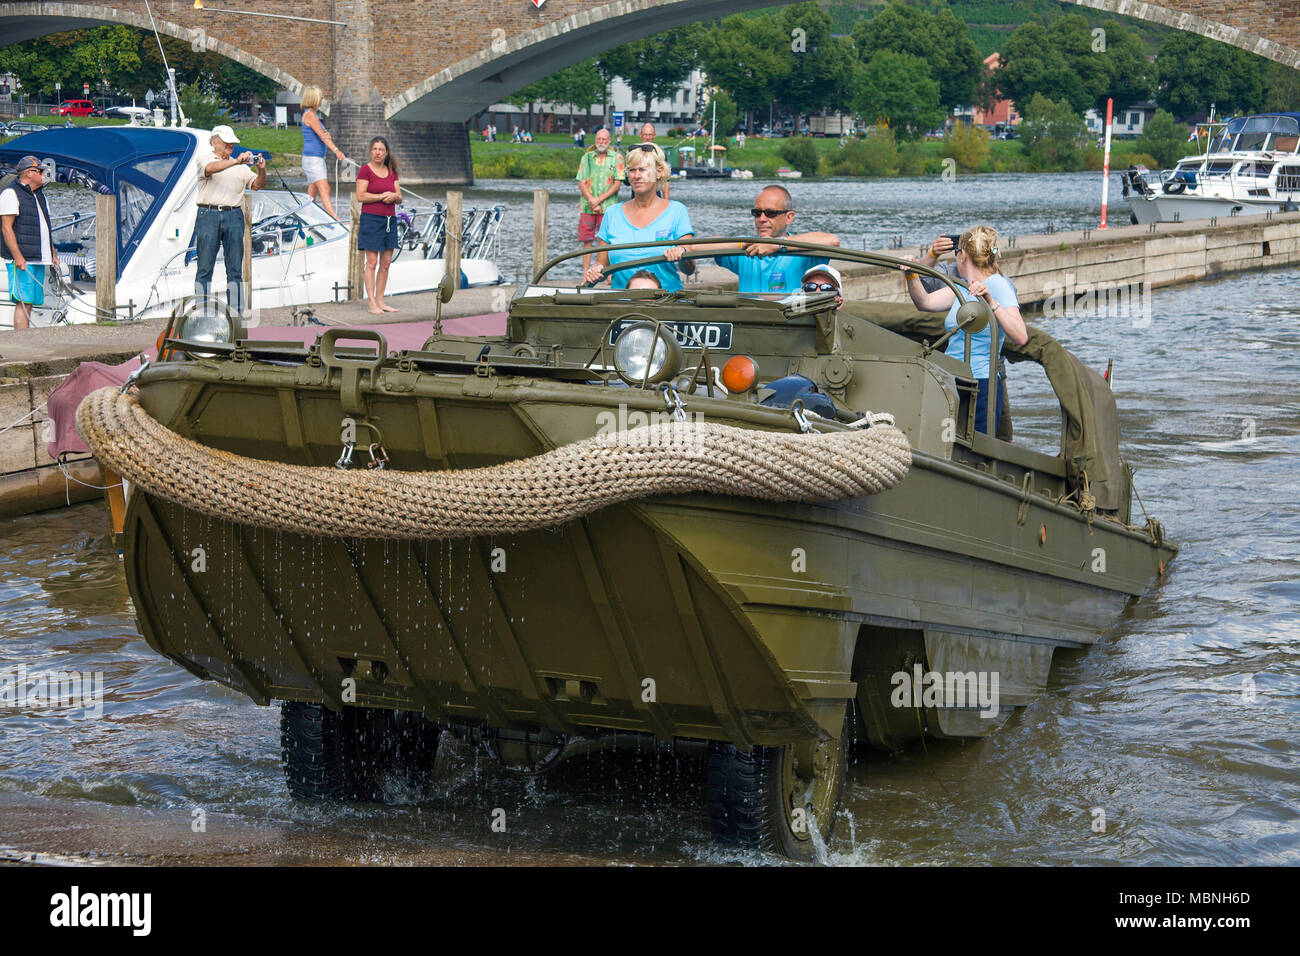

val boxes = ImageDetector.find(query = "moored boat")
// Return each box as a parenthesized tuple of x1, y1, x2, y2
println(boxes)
(0, 126, 504, 328)
(1125, 112, 1300, 223)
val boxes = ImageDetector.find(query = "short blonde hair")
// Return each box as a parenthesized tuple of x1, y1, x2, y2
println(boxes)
(625, 142, 668, 184)
(301, 86, 323, 111)
(959, 225, 1001, 273)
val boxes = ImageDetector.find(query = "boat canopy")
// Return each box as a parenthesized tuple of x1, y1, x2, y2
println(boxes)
(0, 127, 197, 279)
(1209, 113, 1300, 154)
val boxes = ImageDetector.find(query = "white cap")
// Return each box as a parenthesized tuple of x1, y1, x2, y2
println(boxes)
(801, 263, 842, 289)
(211, 125, 240, 144)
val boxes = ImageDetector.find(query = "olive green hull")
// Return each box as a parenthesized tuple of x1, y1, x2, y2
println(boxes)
(120, 370, 1172, 750)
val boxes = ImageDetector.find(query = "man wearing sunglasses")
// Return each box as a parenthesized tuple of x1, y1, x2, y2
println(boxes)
(713, 185, 838, 295)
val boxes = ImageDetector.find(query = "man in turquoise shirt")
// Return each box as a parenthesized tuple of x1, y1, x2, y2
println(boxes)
(714, 185, 840, 294)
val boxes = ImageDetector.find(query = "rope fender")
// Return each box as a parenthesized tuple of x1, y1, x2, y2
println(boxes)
(77, 386, 912, 540)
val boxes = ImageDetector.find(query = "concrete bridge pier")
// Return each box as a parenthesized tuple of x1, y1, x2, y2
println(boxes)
(328, 101, 471, 186)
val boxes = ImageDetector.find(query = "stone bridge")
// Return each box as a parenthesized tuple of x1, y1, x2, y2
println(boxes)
(1, 0, 1297, 183)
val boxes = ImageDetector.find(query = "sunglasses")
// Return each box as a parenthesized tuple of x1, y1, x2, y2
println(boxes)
(750, 208, 790, 219)
(802, 281, 839, 293)
(629, 144, 658, 153)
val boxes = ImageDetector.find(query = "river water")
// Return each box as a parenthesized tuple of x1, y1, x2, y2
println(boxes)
(2, 174, 1297, 866)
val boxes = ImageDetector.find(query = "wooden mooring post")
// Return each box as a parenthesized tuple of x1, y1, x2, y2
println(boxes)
(532, 188, 548, 282)
(446, 190, 462, 287)
(94, 192, 116, 319)
(347, 197, 364, 301)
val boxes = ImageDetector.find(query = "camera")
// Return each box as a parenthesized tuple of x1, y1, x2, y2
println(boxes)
(944, 233, 962, 251)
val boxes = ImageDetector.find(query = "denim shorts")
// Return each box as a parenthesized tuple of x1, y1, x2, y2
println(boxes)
(357, 212, 398, 252)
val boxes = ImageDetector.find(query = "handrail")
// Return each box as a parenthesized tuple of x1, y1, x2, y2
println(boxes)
(532, 235, 969, 303)
(531, 235, 999, 424)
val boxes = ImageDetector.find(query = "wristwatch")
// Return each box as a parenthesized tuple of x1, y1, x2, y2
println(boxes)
(987, 298, 1001, 311)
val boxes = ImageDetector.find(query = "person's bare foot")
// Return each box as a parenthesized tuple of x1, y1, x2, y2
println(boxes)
(380, 304, 399, 312)
(367, 305, 384, 315)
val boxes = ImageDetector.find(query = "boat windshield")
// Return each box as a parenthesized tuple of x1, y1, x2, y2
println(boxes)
(1215, 115, 1300, 153)
(250, 191, 347, 245)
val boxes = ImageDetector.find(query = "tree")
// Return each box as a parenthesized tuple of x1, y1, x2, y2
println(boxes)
(1019, 93, 1087, 171)
(851, 51, 945, 141)
(1136, 108, 1191, 168)
(775, 2, 856, 116)
(1263, 61, 1300, 114)
(852, 0, 983, 110)
(698, 12, 790, 133)
(996, 23, 1077, 113)
(1095, 21, 1155, 115)
(177, 81, 226, 129)
(598, 25, 701, 120)
(1155, 33, 1267, 120)
(1047, 14, 1109, 115)
(707, 89, 738, 138)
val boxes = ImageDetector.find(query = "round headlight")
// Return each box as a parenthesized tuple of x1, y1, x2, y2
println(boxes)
(613, 321, 682, 386)
(177, 310, 233, 344)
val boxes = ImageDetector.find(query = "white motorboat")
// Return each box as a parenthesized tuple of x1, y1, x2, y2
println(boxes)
(1124, 112, 1300, 224)
(0, 125, 504, 328)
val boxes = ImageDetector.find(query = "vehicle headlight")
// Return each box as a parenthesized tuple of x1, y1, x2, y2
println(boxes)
(176, 310, 233, 344)
(613, 321, 682, 386)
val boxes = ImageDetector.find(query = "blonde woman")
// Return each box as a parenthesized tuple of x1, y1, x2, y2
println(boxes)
(901, 225, 1027, 435)
(582, 143, 693, 291)
(299, 86, 346, 219)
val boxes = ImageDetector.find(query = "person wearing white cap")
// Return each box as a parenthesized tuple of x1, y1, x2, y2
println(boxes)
(800, 263, 843, 310)
(193, 124, 266, 318)
(1, 155, 58, 330)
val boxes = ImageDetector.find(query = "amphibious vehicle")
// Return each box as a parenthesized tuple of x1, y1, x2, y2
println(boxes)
(83, 240, 1175, 860)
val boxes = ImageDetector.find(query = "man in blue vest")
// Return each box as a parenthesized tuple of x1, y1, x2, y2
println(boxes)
(713, 185, 839, 295)
(1, 155, 58, 330)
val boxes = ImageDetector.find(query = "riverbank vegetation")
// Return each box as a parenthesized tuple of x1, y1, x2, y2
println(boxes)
(466, 128, 1167, 180)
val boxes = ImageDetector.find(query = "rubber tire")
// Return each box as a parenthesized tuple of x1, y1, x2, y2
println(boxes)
(706, 708, 850, 862)
(280, 702, 440, 802)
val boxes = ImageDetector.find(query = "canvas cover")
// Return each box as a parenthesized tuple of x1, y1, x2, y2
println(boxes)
(863, 308, 1123, 509)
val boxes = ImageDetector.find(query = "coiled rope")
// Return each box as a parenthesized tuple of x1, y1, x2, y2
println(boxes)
(77, 386, 911, 540)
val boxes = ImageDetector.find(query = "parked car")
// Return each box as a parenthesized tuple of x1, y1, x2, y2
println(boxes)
(104, 105, 154, 122)
(5, 121, 47, 135)
(52, 99, 95, 117)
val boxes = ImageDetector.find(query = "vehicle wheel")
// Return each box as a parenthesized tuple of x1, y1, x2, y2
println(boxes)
(706, 706, 850, 861)
(280, 701, 440, 802)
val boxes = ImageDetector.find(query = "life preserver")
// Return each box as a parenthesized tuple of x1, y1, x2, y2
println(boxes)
(1162, 181, 1186, 195)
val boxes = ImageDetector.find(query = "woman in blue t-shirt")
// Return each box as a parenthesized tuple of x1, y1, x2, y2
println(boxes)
(583, 143, 694, 291)
(900, 225, 1027, 435)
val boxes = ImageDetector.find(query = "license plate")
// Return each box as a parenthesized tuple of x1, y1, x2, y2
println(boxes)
(609, 320, 733, 350)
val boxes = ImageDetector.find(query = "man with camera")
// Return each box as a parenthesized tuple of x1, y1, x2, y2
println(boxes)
(193, 124, 266, 318)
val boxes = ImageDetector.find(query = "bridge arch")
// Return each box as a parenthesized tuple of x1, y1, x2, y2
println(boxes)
(388, 0, 1298, 123)
(1068, 0, 1300, 69)
(0, 1, 305, 94)
(387, 0, 780, 123)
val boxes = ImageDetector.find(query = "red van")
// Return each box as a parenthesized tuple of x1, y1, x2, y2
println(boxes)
(52, 100, 95, 117)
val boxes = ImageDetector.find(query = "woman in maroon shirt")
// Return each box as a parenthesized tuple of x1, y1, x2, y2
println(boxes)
(355, 137, 403, 314)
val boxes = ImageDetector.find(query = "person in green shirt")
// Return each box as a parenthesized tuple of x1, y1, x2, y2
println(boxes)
(576, 128, 625, 273)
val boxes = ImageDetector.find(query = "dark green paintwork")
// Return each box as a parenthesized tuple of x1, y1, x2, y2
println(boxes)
(118, 242, 1176, 754)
